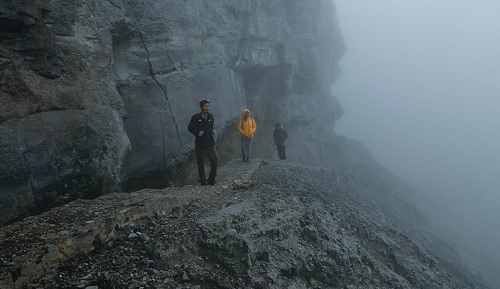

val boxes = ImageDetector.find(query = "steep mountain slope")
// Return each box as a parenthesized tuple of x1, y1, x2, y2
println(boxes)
(0, 153, 488, 288)
(0, 1, 490, 288)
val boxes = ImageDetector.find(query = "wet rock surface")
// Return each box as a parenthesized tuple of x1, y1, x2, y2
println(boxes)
(0, 159, 487, 288)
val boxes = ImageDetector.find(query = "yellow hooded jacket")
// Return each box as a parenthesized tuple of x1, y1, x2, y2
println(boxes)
(237, 109, 256, 137)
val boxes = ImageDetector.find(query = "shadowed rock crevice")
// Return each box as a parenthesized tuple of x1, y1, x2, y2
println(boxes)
(138, 32, 183, 148)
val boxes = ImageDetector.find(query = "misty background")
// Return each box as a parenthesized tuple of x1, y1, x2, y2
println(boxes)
(332, 0, 500, 285)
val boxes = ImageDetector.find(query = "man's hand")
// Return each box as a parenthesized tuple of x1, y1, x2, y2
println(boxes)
(198, 131, 204, 136)
(211, 129, 216, 136)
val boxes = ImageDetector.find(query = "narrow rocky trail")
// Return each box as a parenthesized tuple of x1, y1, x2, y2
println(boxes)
(0, 158, 263, 288)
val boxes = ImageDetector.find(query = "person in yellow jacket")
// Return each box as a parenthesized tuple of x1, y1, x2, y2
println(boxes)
(237, 108, 256, 162)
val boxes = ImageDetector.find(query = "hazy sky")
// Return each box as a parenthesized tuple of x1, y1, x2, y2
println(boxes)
(332, 0, 500, 284)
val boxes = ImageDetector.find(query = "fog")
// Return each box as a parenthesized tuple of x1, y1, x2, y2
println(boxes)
(333, 0, 500, 285)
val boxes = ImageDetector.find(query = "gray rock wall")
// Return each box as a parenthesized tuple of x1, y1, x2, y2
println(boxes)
(0, 0, 345, 225)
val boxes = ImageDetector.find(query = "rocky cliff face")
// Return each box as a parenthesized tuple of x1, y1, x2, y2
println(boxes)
(0, 2, 492, 287)
(0, 0, 345, 225)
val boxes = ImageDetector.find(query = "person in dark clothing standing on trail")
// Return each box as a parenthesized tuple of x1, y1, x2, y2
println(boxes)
(188, 99, 218, 185)
(273, 122, 288, 160)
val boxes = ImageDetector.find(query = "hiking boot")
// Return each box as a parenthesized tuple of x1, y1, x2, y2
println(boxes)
(242, 156, 246, 162)
(207, 177, 216, 186)
(200, 179, 208, 186)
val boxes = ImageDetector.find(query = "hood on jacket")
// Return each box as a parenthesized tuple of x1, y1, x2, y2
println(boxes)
(241, 108, 251, 119)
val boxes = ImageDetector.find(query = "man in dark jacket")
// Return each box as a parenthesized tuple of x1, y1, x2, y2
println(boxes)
(188, 99, 218, 185)
(273, 122, 288, 160)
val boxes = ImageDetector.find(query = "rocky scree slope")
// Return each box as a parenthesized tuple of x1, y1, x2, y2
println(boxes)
(0, 157, 487, 289)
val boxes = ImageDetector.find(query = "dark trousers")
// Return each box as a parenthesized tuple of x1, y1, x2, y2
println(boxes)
(195, 145, 218, 183)
(276, 144, 286, 160)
